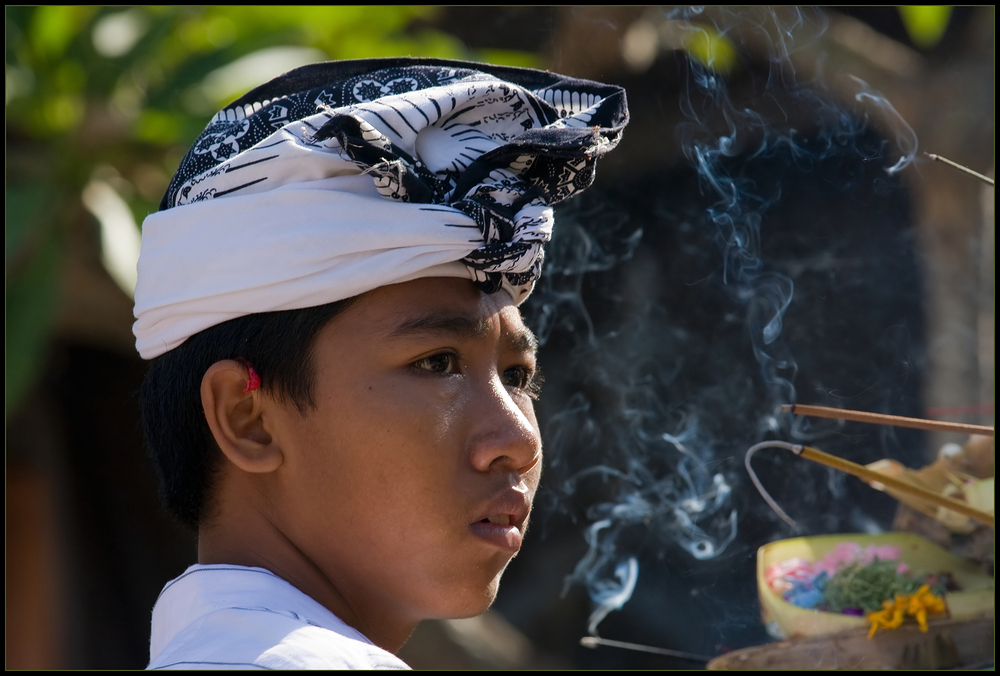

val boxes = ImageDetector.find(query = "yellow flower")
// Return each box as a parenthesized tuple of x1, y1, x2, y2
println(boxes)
(907, 585, 947, 631)
(867, 587, 947, 638)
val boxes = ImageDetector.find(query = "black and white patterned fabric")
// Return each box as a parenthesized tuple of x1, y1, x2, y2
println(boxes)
(134, 57, 628, 359)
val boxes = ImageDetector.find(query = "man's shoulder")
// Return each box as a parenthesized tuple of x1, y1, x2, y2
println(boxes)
(149, 606, 407, 670)
(147, 565, 409, 670)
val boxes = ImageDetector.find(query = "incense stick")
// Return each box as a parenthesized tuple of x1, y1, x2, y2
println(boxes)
(580, 636, 712, 662)
(796, 445, 993, 526)
(745, 441, 995, 528)
(925, 152, 995, 186)
(782, 404, 994, 437)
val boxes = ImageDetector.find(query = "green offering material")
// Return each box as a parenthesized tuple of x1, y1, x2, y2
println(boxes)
(823, 559, 923, 613)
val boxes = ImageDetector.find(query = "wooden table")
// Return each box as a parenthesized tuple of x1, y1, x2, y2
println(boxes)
(707, 618, 994, 670)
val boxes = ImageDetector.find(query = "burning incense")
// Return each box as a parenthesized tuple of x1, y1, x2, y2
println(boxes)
(745, 441, 995, 528)
(579, 636, 712, 662)
(925, 152, 995, 186)
(782, 404, 994, 437)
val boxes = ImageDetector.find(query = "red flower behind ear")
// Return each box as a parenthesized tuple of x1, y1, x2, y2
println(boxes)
(236, 358, 261, 393)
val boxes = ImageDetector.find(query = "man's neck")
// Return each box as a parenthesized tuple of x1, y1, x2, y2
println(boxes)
(197, 472, 418, 652)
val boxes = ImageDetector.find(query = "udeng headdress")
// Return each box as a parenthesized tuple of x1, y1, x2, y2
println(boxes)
(133, 57, 628, 359)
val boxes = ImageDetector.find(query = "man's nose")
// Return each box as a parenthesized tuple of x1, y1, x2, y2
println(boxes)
(468, 375, 541, 474)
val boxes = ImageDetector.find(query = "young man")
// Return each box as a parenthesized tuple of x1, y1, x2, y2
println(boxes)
(135, 58, 628, 669)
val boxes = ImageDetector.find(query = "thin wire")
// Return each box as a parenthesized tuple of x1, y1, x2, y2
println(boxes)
(744, 441, 802, 528)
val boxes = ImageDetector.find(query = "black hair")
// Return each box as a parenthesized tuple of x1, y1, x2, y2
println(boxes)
(140, 299, 355, 530)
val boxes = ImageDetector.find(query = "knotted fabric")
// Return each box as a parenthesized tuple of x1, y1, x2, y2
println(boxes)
(133, 57, 628, 359)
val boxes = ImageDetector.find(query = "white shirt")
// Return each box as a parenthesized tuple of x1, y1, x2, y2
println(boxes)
(148, 564, 410, 670)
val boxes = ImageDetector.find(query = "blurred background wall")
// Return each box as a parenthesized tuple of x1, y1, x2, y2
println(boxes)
(5, 6, 993, 669)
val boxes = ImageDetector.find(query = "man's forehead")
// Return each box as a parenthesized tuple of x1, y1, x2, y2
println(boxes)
(359, 279, 536, 352)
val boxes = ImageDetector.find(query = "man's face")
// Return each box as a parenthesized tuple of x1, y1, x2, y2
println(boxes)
(264, 277, 542, 624)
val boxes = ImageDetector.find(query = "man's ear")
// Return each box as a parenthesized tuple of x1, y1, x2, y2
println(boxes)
(201, 360, 282, 473)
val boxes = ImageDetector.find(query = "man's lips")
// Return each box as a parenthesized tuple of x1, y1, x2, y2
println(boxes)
(469, 490, 531, 553)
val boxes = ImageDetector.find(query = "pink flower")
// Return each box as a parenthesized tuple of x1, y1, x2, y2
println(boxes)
(766, 558, 813, 592)
(868, 545, 901, 561)
(856, 545, 900, 566)
(813, 542, 861, 577)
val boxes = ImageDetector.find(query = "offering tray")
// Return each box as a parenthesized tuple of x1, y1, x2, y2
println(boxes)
(757, 532, 993, 640)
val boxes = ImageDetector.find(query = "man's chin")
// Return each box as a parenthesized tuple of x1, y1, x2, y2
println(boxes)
(434, 572, 505, 621)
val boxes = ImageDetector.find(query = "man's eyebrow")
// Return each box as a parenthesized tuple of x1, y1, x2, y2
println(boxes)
(387, 313, 539, 356)
(507, 326, 538, 356)
(388, 314, 492, 341)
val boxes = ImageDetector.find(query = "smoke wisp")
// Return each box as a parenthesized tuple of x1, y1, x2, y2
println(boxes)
(525, 6, 922, 638)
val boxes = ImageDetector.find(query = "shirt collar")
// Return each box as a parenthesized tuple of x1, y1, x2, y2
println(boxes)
(150, 563, 373, 663)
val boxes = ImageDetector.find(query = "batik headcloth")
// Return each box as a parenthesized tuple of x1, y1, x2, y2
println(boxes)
(133, 57, 628, 359)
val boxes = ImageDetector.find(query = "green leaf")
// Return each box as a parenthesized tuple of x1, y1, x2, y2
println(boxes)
(29, 6, 84, 60)
(134, 108, 189, 145)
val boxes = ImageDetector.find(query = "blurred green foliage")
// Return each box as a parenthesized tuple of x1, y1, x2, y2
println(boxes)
(5, 6, 540, 419)
(683, 24, 738, 75)
(897, 6, 953, 50)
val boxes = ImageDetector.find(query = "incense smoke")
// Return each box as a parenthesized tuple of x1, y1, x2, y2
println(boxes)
(525, 6, 921, 636)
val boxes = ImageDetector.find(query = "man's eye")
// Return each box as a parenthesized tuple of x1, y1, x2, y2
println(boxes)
(502, 366, 529, 389)
(414, 353, 459, 374)
(502, 365, 541, 399)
